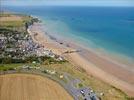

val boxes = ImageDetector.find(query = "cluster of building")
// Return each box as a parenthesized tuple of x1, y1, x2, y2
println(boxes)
(0, 29, 64, 63)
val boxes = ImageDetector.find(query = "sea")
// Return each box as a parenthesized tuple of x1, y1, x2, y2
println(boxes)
(2, 6, 134, 64)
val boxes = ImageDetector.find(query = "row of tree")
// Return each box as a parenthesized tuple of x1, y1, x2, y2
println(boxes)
(0, 56, 61, 64)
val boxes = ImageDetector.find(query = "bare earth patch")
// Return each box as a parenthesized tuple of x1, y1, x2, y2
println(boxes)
(0, 74, 73, 100)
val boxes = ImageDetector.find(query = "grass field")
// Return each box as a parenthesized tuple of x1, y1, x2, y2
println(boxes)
(0, 64, 22, 71)
(0, 12, 32, 30)
(0, 74, 73, 100)
(42, 62, 132, 100)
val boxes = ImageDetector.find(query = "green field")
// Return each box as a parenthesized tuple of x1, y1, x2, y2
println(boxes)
(0, 12, 33, 31)
(0, 64, 22, 71)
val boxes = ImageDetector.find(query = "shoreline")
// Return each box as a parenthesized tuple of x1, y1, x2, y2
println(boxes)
(28, 22, 134, 97)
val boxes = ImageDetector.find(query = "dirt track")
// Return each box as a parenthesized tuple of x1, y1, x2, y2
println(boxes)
(0, 74, 73, 100)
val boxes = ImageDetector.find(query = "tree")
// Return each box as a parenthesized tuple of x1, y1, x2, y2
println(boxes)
(2, 57, 12, 64)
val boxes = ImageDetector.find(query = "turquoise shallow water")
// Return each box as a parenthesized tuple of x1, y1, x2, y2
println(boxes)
(2, 6, 134, 60)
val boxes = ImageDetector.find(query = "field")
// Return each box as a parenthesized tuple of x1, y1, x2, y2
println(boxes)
(0, 64, 22, 71)
(0, 74, 73, 100)
(0, 12, 33, 31)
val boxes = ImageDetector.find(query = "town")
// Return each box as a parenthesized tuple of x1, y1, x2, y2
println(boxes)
(0, 17, 64, 64)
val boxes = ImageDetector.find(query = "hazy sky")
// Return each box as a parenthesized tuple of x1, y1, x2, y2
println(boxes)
(1, 0, 134, 7)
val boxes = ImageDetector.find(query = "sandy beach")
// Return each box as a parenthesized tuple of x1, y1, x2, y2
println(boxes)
(28, 22, 134, 97)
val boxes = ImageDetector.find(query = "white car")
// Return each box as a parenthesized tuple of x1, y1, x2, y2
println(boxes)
(80, 90, 84, 94)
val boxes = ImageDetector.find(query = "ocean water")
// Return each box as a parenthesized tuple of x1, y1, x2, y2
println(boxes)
(2, 6, 134, 60)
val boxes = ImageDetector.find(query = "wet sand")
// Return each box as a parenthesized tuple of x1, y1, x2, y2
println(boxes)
(28, 22, 134, 97)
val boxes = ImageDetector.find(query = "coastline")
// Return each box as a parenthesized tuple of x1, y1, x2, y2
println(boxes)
(28, 22, 134, 97)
